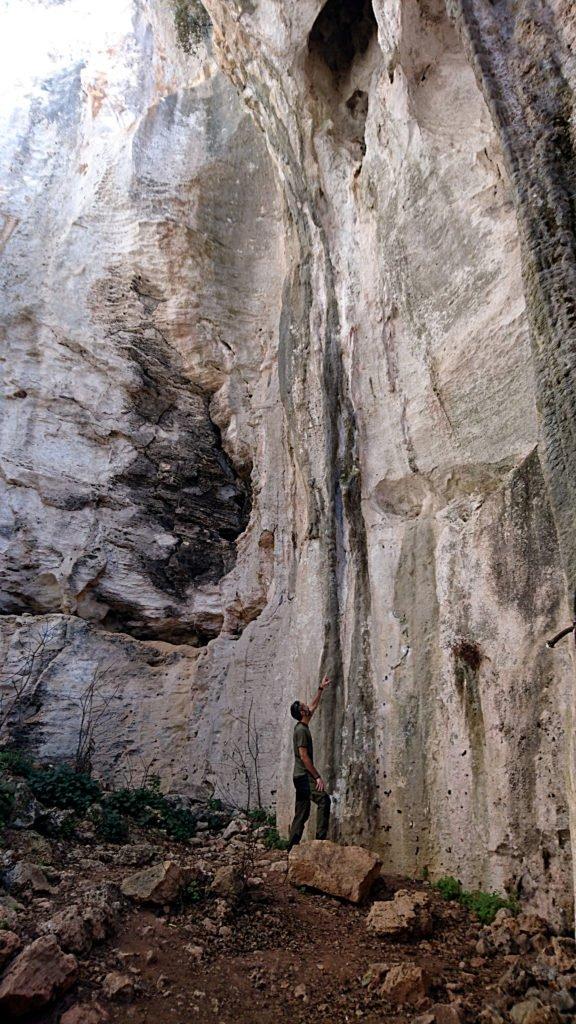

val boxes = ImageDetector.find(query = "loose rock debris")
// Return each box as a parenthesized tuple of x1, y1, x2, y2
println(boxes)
(0, 817, 575, 1023)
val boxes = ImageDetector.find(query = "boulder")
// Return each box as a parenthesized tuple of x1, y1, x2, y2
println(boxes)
(9, 783, 44, 831)
(510, 1001, 561, 1024)
(209, 865, 245, 898)
(0, 930, 22, 968)
(381, 963, 431, 1004)
(0, 895, 22, 930)
(114, 843, 159, 869)
(42, 907, 91, 954)
(120, 861, 183, 904)
(287, 840, 382, 903)
(523, 1010, 562, 1024)
(38, 808, 77, 838)
(5, 860, 55, 896)
(367, 889, 433, 939)
(0, 935, 77, 1017)
(60, 1004, 109, 1024)
(102, 971, 134, 1003)
(478, 1011, 506, 1024)
(221, 818, 249, 841)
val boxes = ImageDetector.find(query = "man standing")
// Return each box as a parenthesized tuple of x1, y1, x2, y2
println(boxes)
(287, 675, 331, 852)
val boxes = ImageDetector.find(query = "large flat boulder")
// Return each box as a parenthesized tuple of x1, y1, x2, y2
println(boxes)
(0, 935, 77, 1017)
(287, 840, 382, 903)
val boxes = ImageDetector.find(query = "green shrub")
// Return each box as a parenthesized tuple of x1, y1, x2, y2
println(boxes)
(103, 786, 164, 826)
(262, 826, 289, 851)
(433, 875, 518, 924)
(247, 808, 276, 827)
(183, 879, 205, 904)
(161, 805, 197, 842)
(29, 766, 101, 814)
(461, 890, 519, 925)
(102, 786, 197, 841)
(434, 875, 463, 901)
(58, 815, 78, 840)
(0, 781, 14, 829)
(0, 749, 33, 778)
(97, 808, 130, 844)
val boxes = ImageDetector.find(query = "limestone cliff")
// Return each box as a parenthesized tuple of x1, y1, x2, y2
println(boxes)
(1, 0, 574, 927)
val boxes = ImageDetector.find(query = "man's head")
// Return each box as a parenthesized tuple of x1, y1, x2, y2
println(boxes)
(290, 700, 311, 723)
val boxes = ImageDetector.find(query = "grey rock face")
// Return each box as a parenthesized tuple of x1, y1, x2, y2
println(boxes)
(1, 0, 575, 927)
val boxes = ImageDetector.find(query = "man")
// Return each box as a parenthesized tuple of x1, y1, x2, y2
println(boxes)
(287, 674, 331, 852)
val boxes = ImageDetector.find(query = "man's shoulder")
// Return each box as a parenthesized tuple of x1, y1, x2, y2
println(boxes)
(294, 722, 310, 740)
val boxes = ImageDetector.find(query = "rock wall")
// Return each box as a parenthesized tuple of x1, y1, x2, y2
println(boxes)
(1, 0, 574, 927)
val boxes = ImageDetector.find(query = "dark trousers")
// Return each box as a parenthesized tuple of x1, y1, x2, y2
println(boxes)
(288, 774, 330, 850)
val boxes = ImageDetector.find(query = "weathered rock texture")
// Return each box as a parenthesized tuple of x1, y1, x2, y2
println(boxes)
(288, 839, 382, 902)
(1, 0, 575, 926)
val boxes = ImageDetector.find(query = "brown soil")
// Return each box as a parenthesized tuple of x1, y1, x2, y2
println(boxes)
(68, 863, 507, 1023)
(3, 826, 556, 1024)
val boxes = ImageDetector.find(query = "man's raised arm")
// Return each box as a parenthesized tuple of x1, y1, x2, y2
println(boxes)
(307, 675, 331, 719)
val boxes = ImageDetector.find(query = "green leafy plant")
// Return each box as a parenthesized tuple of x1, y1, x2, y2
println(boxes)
(97, 807, 130, 844)
(172, 0, 211, 53)
(58, 815, 78, 840)
(161, 805, 197, 842)
(102, 786, 197, 841)
(433, 875, 518, 924)
(262, 826, 289, 851)
(0, 749, 33, 778)
(183, 879, 206, 904)
(0, 780, 14, 830)
(434, 875, 463, 901)
(28, 766, 102, 814)
(461, 890, 519, 925)
(247, 807, 276, 827)
(103, 786, 164, 826)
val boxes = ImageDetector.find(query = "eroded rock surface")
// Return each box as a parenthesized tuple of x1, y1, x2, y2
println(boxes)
(1, 0, 575, 925)
(120, 861, 184, 905)
(0, 936, 77, 1017)
(288, 840, 382, 902)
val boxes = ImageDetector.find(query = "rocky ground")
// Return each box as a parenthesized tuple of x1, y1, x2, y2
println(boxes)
(1, 798, 575, 1024)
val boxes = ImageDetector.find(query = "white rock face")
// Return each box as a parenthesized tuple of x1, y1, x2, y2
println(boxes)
(0, 0, 574, 926)
(0, 0, 283, 642)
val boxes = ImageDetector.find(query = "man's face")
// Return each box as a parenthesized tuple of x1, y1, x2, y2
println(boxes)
(300, 703, 311, 719)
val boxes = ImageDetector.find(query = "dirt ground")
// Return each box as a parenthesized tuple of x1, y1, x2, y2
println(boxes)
(67, 860, 509, 1024)
(4, 823, 571, 1024)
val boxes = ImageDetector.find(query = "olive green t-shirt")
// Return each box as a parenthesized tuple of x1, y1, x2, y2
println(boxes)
(293, 722, 313, 779)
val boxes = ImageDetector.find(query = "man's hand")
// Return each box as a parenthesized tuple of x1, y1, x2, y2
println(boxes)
(308, 675, 331, 718)
(315, 776, 326, 792)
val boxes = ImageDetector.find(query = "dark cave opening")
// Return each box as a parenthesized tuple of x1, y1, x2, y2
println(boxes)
(308, 0, 378, 82)
(307, 0, 379, 156)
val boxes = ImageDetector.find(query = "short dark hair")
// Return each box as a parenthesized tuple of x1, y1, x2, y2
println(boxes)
(290, 700, 302, 721)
